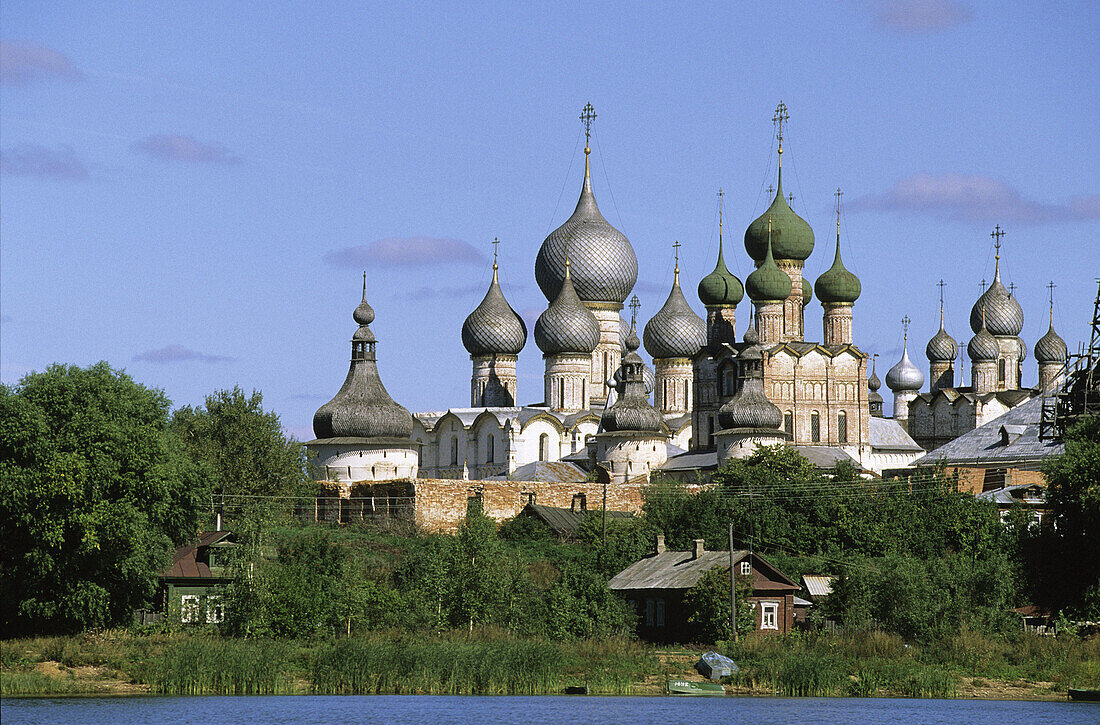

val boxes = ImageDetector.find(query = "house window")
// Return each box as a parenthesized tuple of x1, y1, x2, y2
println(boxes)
(838, 411, 848, 444)
(539, 433, 549, 462)
(811, 411, 821, 442)
(784, 411, 793, 436)
(485, 435, 495, 463)
(645, 598, 655, 627)
(740, 561, 752, 576)
(655, 599, 666, 627)
(180, 594, 200, 624)
(761, 601, 778, 630)
(207, 595, 225, 624)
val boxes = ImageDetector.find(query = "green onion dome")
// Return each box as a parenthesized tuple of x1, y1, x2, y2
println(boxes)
(802, 278, 813, 307)
(814, 237, 861, 304)
(644, 268, 707, 359)
(698, 238, 744, 307)
(535, 154, 637, 305)
(744, 170, 815, 262)
(462, 264, 527, 356)
(1035, 321, 1067, 364)
(746, 233, 793, 303)
(534, 260, 601, 355)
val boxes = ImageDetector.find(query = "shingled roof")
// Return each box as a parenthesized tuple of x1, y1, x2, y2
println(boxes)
(162, 530, 235, 580)
(608, 546, 797, 593)
(912, 395, 1063, 467)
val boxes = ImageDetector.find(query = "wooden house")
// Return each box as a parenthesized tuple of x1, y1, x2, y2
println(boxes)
(608, 535, 798, 642)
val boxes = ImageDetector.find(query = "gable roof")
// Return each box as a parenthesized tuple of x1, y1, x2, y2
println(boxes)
(162, 530, 235, 580)
(490, 460, 588, 483)
(608, 548, 797, 592)
(868, 416, 923, 452)
(911, 395, 1063, 467)
(520, 502, 633, 537)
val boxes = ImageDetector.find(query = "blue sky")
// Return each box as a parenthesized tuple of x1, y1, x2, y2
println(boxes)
(3, 0, 1098, 439)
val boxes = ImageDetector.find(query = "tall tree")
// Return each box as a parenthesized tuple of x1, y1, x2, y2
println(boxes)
(171, 387, 310, 513)
(0, 362, 205, 633)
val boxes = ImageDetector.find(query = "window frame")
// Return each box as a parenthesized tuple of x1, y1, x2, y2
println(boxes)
(761, 601, 779, 630)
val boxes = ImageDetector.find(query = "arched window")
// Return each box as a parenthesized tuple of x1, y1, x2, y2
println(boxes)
(838, 411, 848, 444)
(539, 433, 549, 462)
(450, 436, 459, 466)
(485, 435, 495, 463)
(998, 359, 1006, 384)
(784, 411, 794, 436)
(811, 411, 821, 443)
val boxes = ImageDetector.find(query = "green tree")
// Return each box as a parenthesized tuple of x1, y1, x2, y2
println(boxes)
(682, 568, 754, 643)
(171, 387, 310, 517)
(0, 362, 205, 633)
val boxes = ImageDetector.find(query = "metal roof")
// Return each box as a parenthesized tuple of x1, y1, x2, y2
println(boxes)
(162, 530, 235, 580)
(609, 548, 797, 592)
(868, 416, 924, 452)
(521, 503, 633, 537)
(802, 574, 836, 599)
(911, 394, 1063, 467)
(493, 460, 588, 483)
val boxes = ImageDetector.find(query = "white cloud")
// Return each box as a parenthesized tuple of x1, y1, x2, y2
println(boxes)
(324, 237, 485, 268)
(0, 40, 81, 84)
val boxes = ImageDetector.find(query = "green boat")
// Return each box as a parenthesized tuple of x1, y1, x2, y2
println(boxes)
(668, 679, 726, 696)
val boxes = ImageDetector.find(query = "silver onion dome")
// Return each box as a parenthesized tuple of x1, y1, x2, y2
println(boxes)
(886, 345, 924, 392)
(926, 324, 958, 363)
(967, 326, 1000, 362)
(534, 261, 601, 355)
(969, 267, 1023, 337)
(1035, 322, 1067, 363)
(534, 153, 638, 305)
(620, 315, 640, 352)
(313, 283, 415, 440)
(461, 264, 527, 356)
(643, 268, 707, 359)
(1015, 336, 1028, 362)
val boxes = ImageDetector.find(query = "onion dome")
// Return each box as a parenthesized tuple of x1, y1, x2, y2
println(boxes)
(621, 315, 641, 352)
(743, 325, 760, 345)
(1015, 336, 1028, 362)
(313, 280, 415, 440)
(534, 258, 601, 355)
(601, 350, 663, 433)
(535, 140, 637, 304)
(644, 264, 707, 359)
(461, 260, 527, 356)
(886, 336, 924, 393)
(744, 169, 815, 262)
(801, 278, 813, 307)
(967, 325, 1000, 363)
(718, 337, 782, 430)
(969, 248, 1023, 336)
(1035, 320, 1067, 364)
(746, 225, 793, 303)
(698, 223, 744, 307)
(926, 317, 958, 363)
(815, 236, 861, 304)
(868, 364, 882, 394)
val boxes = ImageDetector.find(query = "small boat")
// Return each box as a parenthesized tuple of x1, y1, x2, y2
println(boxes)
(668, 679, 725, 696)
(1068, 687, 1100, 701)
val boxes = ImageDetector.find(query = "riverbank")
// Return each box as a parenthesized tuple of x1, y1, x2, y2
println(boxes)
(2, 630, 1097, 699)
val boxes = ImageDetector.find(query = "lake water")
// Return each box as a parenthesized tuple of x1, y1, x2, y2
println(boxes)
(3, 695, 1097, 724)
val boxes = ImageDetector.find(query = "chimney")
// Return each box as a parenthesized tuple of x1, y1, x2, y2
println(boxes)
(693, 539, 705, 559)
(655, 534, 666, 554)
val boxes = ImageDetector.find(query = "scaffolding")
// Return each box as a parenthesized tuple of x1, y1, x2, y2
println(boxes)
(1040, 280, 1100, 440)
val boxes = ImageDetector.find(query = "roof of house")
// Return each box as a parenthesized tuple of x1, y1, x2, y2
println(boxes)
(975, 482, 1047, 505)
(802, 574, 836, 599)
(162, 530, 235, 580)
(911, 395, 1063, 467)
(520, 502, 633, 537)
(868, 416, 924, 452)
(608, 548, 797, 593)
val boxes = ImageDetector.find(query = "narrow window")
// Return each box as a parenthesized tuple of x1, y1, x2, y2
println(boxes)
(707, 416, 715, 446)
(655, 599, 666, 627)
(485, 435, 494, 463)
(811, 411, 821, 443)
(838, 411, 848, 444)
(645, 599, 655, 627)
(784, 411, 793, 436)
(559, 378, 565, 407)
(998, 359, 1006, 384)
(450, 437, 459, 466)
(539, 433, 549, 462)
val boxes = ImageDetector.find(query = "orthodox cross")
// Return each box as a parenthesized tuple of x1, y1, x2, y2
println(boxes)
(672, 239, 682, 275)
(491, 236, 500, 266)
(1008, 282, 1017, 298)
(834, 187, 843, 231)
(717, 188, 725, 235)
(787, 192, 796, 204)
(580, 102, 596, 150)
(937, 279, 946, 321)
(872, 352, 879, 372)
(629, 295, 641, 329)
(990, 224, 1005, 253)
(1048, 281, 1056, 321)
(979, 278, 987, 294)
(766, 184, 775, 196)
(902, 315, 911, 342)
(773, 100, 789, 152)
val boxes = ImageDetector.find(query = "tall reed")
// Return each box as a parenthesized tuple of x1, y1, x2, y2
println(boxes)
(137, 637, 294, 695)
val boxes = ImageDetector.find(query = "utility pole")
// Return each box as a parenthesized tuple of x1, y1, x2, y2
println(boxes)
(729, 523, 737, 643)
